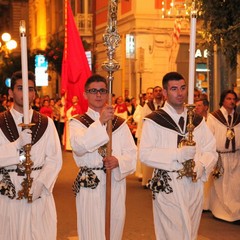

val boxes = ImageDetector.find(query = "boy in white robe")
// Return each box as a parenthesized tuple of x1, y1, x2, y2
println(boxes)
(0, 71, 62, 240)
(69, 74, 136, 240)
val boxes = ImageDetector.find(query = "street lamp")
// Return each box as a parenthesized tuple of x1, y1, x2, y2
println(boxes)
(0, 32, 17, 58)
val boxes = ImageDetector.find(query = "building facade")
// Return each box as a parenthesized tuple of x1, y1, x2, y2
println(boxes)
(0, 0, 29, 55)
(94, 0, 197, 101)
(2, 0, 239, 109)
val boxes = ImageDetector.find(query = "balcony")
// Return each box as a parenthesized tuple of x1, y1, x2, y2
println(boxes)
(75, 13, 93, 37)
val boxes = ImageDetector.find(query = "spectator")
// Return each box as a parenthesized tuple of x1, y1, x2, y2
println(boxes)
(114, 96, 128, 120)
(40, 99, 53, 118)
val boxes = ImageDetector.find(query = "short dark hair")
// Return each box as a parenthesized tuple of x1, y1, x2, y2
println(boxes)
(146, 87, 153, 92)
(219, 89, 237, 107)
(84, 74, 108, 91)
(195, 97, 209, 107)
(10, 71, 36, 90)
(162, 72, 185, 89)
(153, 86, 162, 91)
(194, 87, 201, 92)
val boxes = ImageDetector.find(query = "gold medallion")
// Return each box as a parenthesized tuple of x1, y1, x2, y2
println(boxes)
(226, 129, 235, 140)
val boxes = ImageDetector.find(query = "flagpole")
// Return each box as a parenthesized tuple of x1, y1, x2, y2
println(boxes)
(102, 1, 120, 239)
(62, 0, 68, 150)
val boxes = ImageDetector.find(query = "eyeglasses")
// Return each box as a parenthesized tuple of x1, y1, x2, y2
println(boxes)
(86, 88, 108, 95)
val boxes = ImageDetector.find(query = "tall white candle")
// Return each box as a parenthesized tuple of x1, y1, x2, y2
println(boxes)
(188, 3, 197, 104)
(20, 20, 29, 124)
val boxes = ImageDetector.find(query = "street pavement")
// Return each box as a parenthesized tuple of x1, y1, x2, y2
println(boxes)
(54, 151, 240, 240)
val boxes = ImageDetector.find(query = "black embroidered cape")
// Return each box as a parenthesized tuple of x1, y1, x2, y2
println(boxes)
(210, 109, 240, 127)
(147, 100, 165, 111)
(210, 109, 240, 151)
(145, 109, 203, 135)
(0, 110, 48, 144)
(74, 113, 125, 132)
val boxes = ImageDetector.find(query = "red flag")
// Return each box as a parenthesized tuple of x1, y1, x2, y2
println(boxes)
(61, 0, 91, 112)
(155, 0, 162, 9)
(173, 19, 181, 43)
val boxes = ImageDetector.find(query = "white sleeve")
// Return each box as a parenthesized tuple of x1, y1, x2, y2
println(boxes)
(0, 134, 21, 167)
(34, 119, 62, 192)
(69, 118, 109, 156)
(139, 120, 180, 171)
(112, 124, 137, 181)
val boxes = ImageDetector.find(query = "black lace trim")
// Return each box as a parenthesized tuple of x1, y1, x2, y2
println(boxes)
(146, 169, 173, 200)
(72, 166, 105, 196)
(0, 166, 43, 199)
(0, 169, 16, 199)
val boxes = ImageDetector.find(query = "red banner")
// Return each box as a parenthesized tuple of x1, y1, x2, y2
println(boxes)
(61, 0, 91, 112)
(173, 19, 181, 42)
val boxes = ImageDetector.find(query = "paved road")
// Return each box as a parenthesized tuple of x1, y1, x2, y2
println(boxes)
(54, 151, 240, 240)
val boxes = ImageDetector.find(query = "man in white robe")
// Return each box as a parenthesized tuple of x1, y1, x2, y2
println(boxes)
(140, 72, 217, 240)
(69, 74, 136, 240)
(0, 71, 62, 240)
(207, 89, 240, 222)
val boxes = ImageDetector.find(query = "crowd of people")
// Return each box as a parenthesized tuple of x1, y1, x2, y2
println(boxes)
(0, 70, 239, 240)
(0, 92, 66, 145)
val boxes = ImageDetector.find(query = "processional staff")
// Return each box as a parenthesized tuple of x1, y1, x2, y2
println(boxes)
(101, 0, 121, 239)
(177, 1, 197, 181)
(17, 20, 35, 203)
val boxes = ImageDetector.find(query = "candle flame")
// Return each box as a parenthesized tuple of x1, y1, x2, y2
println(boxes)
(191, 1, 197, 17)
(19, 20, 26, 35)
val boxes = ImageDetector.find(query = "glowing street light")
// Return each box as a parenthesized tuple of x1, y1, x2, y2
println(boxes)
(2, 33, 11, 42)
(0, 32, 17, 58)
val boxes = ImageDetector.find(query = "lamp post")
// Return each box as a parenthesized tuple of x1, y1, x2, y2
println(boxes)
(0, 32, 17, 58)
(0, 32, 17, 93)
